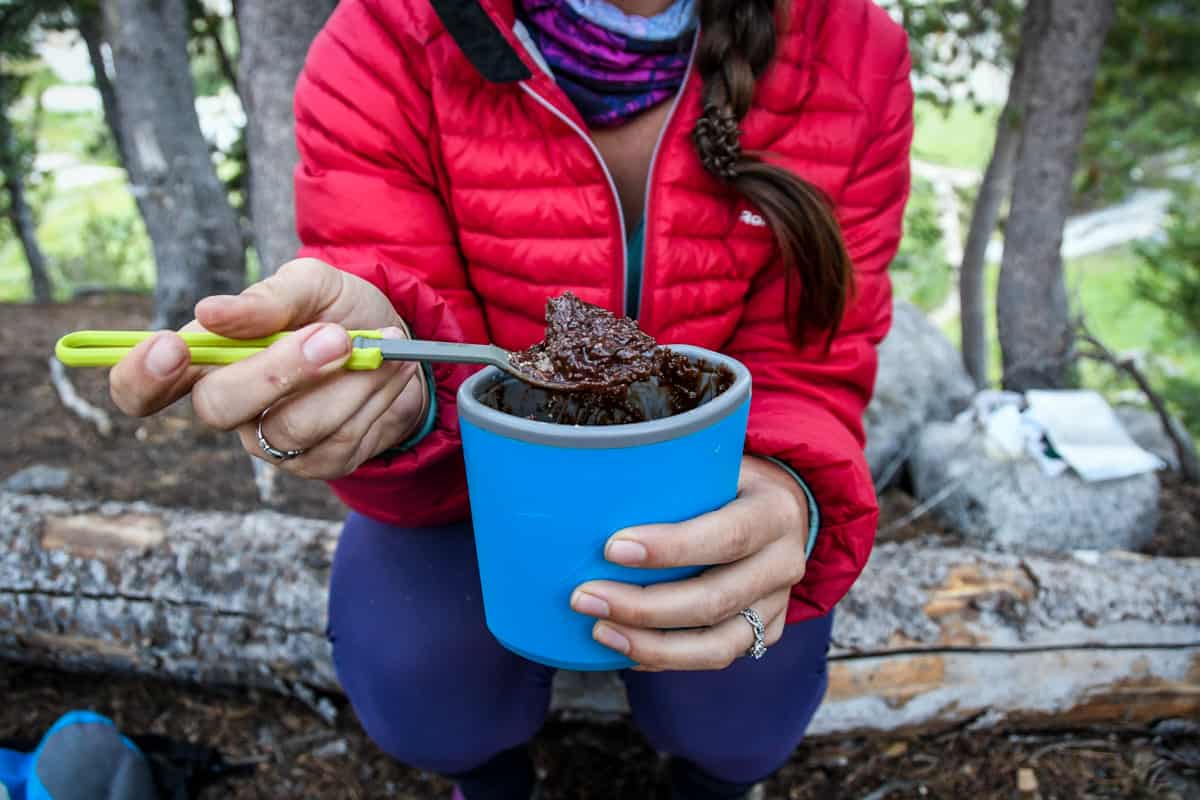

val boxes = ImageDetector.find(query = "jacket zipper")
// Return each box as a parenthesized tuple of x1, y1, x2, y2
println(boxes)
(516, 30, 699, 320)
(637, 29, 700, 324)
(517, 82, 628, 313)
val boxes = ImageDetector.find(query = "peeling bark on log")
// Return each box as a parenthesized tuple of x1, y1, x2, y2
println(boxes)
(819, 542, 1200, 734)
(0, 492, 338, 697)
(1, 492, 1197, 735)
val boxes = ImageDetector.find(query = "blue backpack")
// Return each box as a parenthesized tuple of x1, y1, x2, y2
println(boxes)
(0, 711, 248, 800)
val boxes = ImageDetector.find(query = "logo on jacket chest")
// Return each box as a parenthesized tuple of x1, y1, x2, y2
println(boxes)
(739, 209, 767, 227)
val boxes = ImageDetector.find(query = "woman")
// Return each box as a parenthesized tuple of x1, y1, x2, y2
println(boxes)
(111, 0, 912, 797)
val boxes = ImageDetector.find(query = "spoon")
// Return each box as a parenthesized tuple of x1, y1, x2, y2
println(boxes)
(357, 335, 588, 391)
(54, 329, 588, 392)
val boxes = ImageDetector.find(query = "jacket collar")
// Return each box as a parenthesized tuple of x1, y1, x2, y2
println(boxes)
(429, 0, 531, 83)
(430, 1, 816, 87)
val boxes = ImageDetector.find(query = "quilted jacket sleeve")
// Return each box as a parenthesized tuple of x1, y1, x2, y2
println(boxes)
(727, 33, 914, 623)
(292, 1, 485, 526)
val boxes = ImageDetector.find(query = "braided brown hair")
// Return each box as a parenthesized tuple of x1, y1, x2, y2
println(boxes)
(693, 0, 852, 343)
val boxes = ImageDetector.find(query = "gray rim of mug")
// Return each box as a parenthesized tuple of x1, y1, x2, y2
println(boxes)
(456, 345, 752, 450)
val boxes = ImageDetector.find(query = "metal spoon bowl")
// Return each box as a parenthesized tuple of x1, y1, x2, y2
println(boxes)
(359, 336, 589, 392)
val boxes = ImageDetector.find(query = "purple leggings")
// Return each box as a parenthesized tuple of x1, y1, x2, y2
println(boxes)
(327, 512, 833, 785)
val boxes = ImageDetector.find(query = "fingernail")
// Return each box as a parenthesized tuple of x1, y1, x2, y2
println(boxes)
(198, 293, 237, 306)
(145, 334, 186, 377)
(302, 325, 348, 365)
(594, 624, 630, 654)
(607, 539, 647, 566)
(571, 592, 610, 618)
(194, 294, 237, 317)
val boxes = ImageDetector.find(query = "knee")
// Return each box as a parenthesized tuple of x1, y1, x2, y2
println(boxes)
(635, 668, 830, 784)
(332, 629, 535, 774)
(326, 518, 547, 774)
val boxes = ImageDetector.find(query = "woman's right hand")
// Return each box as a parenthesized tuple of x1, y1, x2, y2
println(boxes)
(109, 258, 429, 480)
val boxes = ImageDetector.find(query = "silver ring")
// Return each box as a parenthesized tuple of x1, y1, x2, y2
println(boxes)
(740, 608, 767, 660)
(256, 408, 306, 461)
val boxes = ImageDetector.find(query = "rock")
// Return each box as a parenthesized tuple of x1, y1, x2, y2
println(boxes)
(1018, 768, 1039, 794)
(2, 465, 72, 493)
(551, 670, 628, 717)
(1114, 406, 1182, 471)
(910, 417, 1159, 552)
(865, 301, 976, 488)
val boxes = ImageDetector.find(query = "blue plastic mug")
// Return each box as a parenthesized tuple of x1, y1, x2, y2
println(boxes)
(457, 345, 752, 670)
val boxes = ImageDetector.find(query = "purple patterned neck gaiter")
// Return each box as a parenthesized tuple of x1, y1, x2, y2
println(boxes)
(516, 0, 695, 128)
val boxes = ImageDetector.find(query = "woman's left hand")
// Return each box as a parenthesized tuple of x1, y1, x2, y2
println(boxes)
(571, 456, 810, 671)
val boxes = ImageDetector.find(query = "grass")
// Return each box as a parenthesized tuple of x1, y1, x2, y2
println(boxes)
(37, 110, 116, 165)
(912, 99, 1000, 172)
(946, 246, 1196, 365)
(1067, 247, 1167, 352)
(891, 177, 954, 312)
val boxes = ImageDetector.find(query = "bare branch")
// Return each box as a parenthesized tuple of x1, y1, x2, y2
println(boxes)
(878, 477, 962, 537)
(48, 357, 113, 437)
(1074, 320, 1200, 484)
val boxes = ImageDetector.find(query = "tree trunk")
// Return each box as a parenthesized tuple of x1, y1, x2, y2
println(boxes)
(2, 492, 1197, 735)
(100, 0, 245, 330)
(0, 110, 54, 304)
(76, 9, 126, 167)
(997, 0, 1116, 391)
(236, 0, 335, 277)
(958, 0, 1043, 389)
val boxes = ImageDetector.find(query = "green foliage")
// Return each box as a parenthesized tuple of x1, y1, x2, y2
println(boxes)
(1, 1, 72, 208)
(1079, 1, 1200, 206)
(891, 178, 952, 311)
(0, 3, 71, 62)
(38, 109, 117, 165)
(184, 0, 248, 217)
(1135, 189, 1200, 346)
(50, 204, 152, 293)
(0, 178, 150, 301)
(1126, 189, 1200, 445)
(880, 0, 1022, 108)
(1160, 374, 1200, 441)
(891, 1, 1197, 212)
(188, 5, 239, 98)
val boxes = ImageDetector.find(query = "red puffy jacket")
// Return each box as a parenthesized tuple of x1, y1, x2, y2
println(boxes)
(293, 0, 913, 624)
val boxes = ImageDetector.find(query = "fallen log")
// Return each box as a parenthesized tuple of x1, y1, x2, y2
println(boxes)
(2, 491, 1197, 735)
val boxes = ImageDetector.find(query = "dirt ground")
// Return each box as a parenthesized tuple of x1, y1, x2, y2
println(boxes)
(2, 295, 1199, 799)
(1, 295, 344, 521)
(3, 661, 1198, 800)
